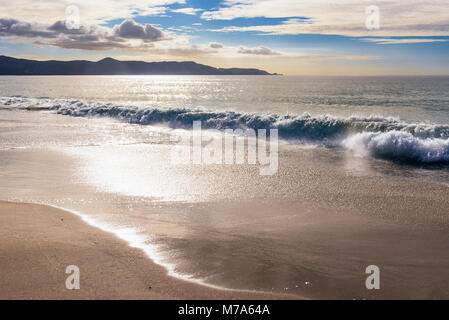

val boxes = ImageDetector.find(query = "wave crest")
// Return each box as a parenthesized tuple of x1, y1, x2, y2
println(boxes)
(2, 96, 449, 163)
(342, 131, 449, 163)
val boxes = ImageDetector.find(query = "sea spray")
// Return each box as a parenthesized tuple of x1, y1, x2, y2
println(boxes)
(342, 131, 449, 163)
(2, 95, 449, 163)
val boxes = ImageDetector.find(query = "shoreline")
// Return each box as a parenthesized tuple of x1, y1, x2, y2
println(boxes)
(0, 201, 301, 300)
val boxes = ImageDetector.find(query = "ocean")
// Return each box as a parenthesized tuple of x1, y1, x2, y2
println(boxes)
(1, 75, 449, 299)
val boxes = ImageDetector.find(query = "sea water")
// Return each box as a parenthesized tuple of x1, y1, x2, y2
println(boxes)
(1, 75, 449, 298)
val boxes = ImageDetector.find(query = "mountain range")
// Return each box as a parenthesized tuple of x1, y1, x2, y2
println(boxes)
(0, 55, 277, 76)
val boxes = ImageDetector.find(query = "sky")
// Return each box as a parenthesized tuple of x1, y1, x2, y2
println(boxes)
(1, 0, 449, 75)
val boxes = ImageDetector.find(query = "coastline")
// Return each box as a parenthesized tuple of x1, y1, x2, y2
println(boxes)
(0, 201, 300, 300)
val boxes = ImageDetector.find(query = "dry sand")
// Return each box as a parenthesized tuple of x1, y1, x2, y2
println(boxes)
(0, 201, 299, 300)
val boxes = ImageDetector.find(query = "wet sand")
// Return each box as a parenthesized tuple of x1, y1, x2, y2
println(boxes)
(0, 201, 299, 300)
(1, 109, 449, 299)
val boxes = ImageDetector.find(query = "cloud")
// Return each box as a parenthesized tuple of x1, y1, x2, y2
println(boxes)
(172, 8, 202, 15)
(0, 18, 56, 38)
(0, 0, 186, 25)
(113, 19, 163, 40)
(209, 42, 224, 49)
(1, 17, 381, 62)
(0, 18, 166, 51)
(287, 54, 380, 61)
(202, 0, 449, 37)
(238, 46, 280, 55)
(360, 38, 449, 45)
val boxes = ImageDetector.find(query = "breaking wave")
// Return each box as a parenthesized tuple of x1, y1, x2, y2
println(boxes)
(342, 131, 449, 163)
(2, 96, 449, 163)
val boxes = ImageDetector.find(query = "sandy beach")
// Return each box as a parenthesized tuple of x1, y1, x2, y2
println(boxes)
(1, 76, 449, 300)
(1, 0, 449, 305)
(0, 201, 298, 300)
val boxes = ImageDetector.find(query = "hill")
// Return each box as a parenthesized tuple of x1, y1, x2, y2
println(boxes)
(0, 55, 275, 76)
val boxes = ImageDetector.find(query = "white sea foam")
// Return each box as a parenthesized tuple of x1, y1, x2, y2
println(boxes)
(47, 204, 231, 291)
(342, 131, 449, 163)
(2, 96, 449, 163)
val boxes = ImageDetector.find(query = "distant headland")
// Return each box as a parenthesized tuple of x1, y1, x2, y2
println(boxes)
(0, 55, 280, 76)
